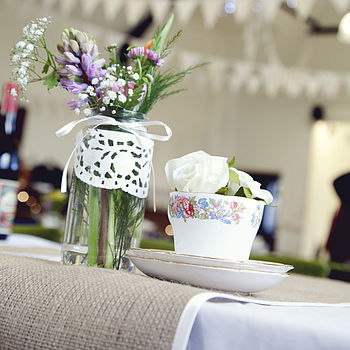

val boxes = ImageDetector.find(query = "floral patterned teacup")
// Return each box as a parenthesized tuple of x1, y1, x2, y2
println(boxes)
(168, 192, 265, 261)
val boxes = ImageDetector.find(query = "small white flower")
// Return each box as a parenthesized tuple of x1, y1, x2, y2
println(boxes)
(83, 108, 92, 116)
(86, 86, 94, 94)
(132, 73, 139, 80)
(118, 94, 127, 103)
(116, 78, 126, 87)
(107, 91, 117, 100)
(10, 88, 17, 96)
(91, 78, 99, 85)
(100, 81, 107, 89)
(78, 93, 88, 100)
(100, 106, 106, 112)
(112, 110, 116, 114)
(103, 96, 110, 105)
(74, 108, 80, 115)
(127, 66, 132, 71)
(16, 41, 26, 50)
(26, 43, 34, 52)
(127, 89, 134, 96)
(12, 55, 20, 63)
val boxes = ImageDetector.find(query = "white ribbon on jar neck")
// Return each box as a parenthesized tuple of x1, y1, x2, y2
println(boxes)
(56, 115, 172, 211)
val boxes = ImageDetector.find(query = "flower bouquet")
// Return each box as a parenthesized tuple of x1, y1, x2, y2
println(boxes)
(10, 15, 205, 269)
(165, 151, 273, 260)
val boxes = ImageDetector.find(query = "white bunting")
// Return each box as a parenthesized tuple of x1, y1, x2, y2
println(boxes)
(124, 0, 149, 27)
(207, 58, 227, 91)
(294, 0, 316, 20)
(200, 0, 223, 29)
(329, 0, 350, 14)
(102, 0, 124, 23)
(174, 0, 199, 25)
(235, 0, 253, 23)
(81, 0, 101, 18)
(261, 0, 282, 23)
(149, 0, 171, 24)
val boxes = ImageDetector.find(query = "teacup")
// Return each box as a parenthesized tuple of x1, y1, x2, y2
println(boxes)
(168, 191, 265, 261)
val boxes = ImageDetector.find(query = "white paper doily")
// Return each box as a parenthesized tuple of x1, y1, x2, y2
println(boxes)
(73, 129, 154, 198)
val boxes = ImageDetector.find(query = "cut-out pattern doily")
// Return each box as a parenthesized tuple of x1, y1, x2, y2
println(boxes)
(73, 129, 154, 198)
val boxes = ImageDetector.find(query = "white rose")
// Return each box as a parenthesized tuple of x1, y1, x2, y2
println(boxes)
(227, 168, 273, 204)
(165, 151, 229, 194)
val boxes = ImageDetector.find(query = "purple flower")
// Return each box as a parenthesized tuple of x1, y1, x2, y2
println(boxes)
(63, 52, 80, 64)
(146, 49, 164, 67)
(66, 99, 87, 110)
(127, 47, 144, 58)
(81, 53, 105, 81)
(60, 78, 88, 94)
(66, 65, 82, 76)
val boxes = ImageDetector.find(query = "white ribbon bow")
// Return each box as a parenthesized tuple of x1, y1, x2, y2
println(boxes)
(56, 115, 172, 210)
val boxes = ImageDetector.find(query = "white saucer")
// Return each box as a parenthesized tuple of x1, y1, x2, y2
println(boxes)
(128, 248, 293, 274)
(127, 255, 289, 293)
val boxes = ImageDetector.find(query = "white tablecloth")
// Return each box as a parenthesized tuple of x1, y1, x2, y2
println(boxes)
(173, 293, 350, 350)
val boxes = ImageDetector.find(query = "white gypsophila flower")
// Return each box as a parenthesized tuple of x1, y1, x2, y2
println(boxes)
(112, 110, 116, 114)
(83, 108, 92, 116)
(116, 78, 126, 87)
(165, 151, 229, 194)
(16, 41, 26, 50)
(128, 89, 134, 96)
(100, 81, 107, 89)
(127, 66, 132, 71)
(78, 93, 88, 100)
(74, 108, 80, 115)
(86, 86, 94, 94)
(132, 73, 139, 80)
(100, 106, 106, 112)
(107, 91, 117, 100)
(12, 55, 20, 63)
(103, 96, 110, 105)
(10, 88, 17, 96)
(118, 94, 127, 103)
(91, 78, 99, 85)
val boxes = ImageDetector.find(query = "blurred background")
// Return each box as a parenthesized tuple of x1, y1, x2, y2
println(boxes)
(1, 0, 350, 266)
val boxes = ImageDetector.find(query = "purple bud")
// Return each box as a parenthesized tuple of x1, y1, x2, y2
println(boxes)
(81, 53, 92, 72)
(55, 55, 67, 65)
(66, 64, 83, 76)
(93, 58, 105, 69)
(64, 52, 80, 64)
(60, 78, 88, 94)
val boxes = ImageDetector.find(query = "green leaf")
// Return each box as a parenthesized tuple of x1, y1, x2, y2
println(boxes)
(126, 45, 137, 51)
(243, 187, 253, 198)
(152, 14, 174, 53)
(43, 71, 60, 90)
(228, 156, 235, 168)
(42, 62, 50, 74)
(216, 186, 228, 195)
(229, 168, 240, 185)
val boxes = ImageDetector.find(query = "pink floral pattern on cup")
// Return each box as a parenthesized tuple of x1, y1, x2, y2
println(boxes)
(169, 194, 247, 225)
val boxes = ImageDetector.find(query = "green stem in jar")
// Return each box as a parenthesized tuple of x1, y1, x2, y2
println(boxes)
(105, 189, 117, 268)
(88, 185, 99, 266)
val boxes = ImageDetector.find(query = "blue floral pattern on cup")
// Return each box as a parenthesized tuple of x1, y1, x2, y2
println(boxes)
(251, 204, 263, 228)
(169, 194, 247, 225)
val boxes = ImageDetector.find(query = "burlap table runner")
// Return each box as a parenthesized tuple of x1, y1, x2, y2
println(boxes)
(1, 253, 350, 349)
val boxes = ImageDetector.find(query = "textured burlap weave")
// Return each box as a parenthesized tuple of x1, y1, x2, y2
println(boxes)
(0, 254, 205, 350)
(1, 253, 350, 350)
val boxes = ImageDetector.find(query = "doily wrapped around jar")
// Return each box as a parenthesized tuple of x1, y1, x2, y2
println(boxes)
(74, 129, 154, 198)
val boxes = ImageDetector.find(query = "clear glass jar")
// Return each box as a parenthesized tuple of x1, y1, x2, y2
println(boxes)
(62, 110, 147, 270)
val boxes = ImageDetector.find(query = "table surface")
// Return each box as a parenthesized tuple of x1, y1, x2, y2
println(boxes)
(1, 234, 350, 350)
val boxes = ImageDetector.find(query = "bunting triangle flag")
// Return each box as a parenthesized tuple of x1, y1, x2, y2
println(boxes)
(174, 0, 199, 25)
(102, 0, 124, 23)
(81, 0, 101, 18)
(149, 0, 171, 24)
(200, 0, 223, 29)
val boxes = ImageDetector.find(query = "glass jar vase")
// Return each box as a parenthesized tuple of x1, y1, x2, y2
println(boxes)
(62, 110, 153, 270)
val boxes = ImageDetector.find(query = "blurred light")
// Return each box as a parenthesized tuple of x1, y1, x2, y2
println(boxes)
(30, 203, 41, 214)
(252, 1, 263, 13)
(338, 12, 350, 44)
(287, 0, 297, 9)
(225, 0, 236, 14)
(26, 196, 37, 206)
(17, 191, 29, 203)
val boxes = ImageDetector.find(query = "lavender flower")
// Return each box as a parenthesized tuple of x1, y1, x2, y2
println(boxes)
(127, 47, 144, 58)
(60, 78, 88, 94)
